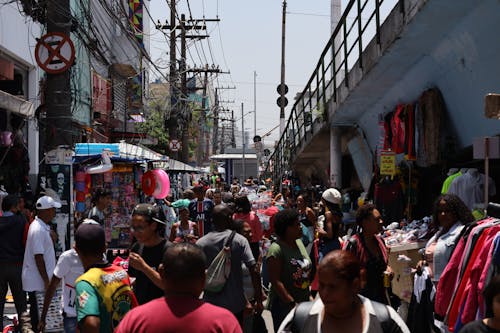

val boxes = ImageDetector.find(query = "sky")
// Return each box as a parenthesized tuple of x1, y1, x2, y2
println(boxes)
(146, 0, 333, 144)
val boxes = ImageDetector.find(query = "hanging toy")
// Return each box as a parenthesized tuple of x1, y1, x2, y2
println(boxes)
(151, 169, 170, 199)
(141, 170, 156, 196)
(85, 150, 113, 174)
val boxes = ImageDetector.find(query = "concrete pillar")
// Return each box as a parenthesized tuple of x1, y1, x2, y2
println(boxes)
(330, 127, 342, 188)
(331, 0, 342, 34)
(331, 0, 343, 83)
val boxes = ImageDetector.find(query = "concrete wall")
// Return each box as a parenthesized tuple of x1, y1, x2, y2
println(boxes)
(0, 3, 41, 183)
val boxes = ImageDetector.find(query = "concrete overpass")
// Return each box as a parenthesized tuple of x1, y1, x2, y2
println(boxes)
(267, 0, 500, 190)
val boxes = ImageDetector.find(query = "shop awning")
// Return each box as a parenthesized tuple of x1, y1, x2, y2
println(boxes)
(210, 153, 257, 160)
(152, 159, 200, 172)
(74, 142, 168, 162)
(0, 90, 35, 117)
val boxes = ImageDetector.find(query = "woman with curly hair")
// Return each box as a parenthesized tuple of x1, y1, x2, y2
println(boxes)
(418, 193, 474, 283)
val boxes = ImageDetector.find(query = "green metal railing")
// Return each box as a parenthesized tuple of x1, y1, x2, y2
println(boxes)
(266, 0, 402, 182)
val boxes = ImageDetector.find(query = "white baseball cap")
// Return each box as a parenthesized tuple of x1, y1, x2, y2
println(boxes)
(36, 195, 62, 210)
(322, 188, 342, 205)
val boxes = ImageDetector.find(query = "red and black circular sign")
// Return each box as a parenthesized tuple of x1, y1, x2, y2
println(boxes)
(35, 32, 76, 74)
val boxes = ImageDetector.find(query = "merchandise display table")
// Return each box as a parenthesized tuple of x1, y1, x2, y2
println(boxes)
(387, 241, 426, 303)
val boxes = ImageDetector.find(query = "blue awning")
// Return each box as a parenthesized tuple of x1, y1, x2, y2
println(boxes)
(74, 142, 168, 163)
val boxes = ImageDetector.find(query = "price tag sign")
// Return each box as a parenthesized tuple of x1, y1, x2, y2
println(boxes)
(380, 150, 396, 176)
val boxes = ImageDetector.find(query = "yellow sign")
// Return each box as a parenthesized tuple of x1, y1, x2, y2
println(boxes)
(380, 150, 396, 176)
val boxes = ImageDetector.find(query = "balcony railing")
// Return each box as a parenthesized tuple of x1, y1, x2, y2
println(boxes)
(266, 0, 402, 181)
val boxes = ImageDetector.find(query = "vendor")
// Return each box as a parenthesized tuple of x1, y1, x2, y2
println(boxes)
(87, 188, 111, 226)
(343, 204, 392, 305)
(418, 193, 474, 283)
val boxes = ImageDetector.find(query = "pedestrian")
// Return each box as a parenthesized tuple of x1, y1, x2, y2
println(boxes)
(74, 223, 137, 332)
(197, 204, 263, 325)
(159, 195, 177, 240)
(296, 193, 317, 249)
(116, 242, 242, 332)
(234, 194, 263, 261)
(343, 204, 392, 305)
(233, 219, 260, 333)
(417, 193, 473, 282)
(170, 201, 199, 243)
(0, 195, 28, 329)
(128, 203, 170, 305)
(87, 188, 111, 226)
(277, 250, 410, 332)
(189, 184, 214, 236)
(22, 195, 61, 329)
(266, 209, 312, 331)
(316, 188, 343, 261)
(213, 189, 223, 205)
(38, 219, 90, 333)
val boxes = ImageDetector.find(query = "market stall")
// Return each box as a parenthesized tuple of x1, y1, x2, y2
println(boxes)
(74, 142, 168, 249)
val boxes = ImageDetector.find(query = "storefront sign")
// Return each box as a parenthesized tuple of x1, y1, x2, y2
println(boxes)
(380, 150, 396, 176)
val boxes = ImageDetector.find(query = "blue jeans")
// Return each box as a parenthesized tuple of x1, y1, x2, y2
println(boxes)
(63, 316, 77, 333)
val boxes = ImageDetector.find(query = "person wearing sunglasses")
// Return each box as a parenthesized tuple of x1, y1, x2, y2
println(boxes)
(128, 204, 171, 305)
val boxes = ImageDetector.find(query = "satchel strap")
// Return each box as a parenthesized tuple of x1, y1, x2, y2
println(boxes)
(224, 230, 237, 248)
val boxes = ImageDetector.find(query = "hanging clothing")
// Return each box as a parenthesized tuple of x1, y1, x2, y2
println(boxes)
(391, 105, 406, 154)
(460, 230, 500, 325)
(477, 232, 500, 318)
(374, 178, 405, 224)
(447, 170, 496, 210)
(441, 171, 462, 195)
(404, 104, 416, 160)
(447, 219, 500, 331)
(416, 88, 444, 167)
(407, 268, 437, 333)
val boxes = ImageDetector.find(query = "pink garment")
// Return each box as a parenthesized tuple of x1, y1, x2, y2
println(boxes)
(434, 236, 466, 317)
(448, 229, 489, 331)
(476, 232, 500, 318)
(460, 225, 500, 324)
(233, 211, 263, 243)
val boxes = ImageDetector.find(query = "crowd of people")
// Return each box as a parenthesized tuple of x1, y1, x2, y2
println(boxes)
(0, 177, 499, 333)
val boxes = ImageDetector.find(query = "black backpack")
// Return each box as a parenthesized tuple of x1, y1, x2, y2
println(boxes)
(291, 299, 403, 333)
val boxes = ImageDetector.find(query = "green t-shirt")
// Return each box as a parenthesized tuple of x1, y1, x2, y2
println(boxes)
(266, 239, 312, 305)
(441, 172, 462, 194)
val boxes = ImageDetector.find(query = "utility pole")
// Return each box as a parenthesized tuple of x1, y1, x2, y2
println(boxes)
(279, 0, 287, 135)
(185, 66, 229, 163)
(180, 14, 189, 162)
(231, 110, 236, 148)
(254, 71, 257, 138)
(213, 88, 219, 154)
(167, 0, 178, 159)
(196, 71, 209, 163)
(158, 12, 216, 162)
(241, 102, 246, 180)
(213, 86, 235, 154)
(45, 0, 72, 149)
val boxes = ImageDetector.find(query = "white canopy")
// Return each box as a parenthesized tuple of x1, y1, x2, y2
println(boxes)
(0, 90, 35, 117)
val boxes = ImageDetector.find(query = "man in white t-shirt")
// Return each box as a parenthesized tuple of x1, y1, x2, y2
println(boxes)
(38, 241, 85, 333)
(22, 195, 61, 328)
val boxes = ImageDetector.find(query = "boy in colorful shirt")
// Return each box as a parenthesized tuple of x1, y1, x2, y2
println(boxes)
(74, 223, 137, 333)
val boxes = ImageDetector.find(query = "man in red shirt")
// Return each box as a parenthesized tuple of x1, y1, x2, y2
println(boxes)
(115, 243, 242, 333)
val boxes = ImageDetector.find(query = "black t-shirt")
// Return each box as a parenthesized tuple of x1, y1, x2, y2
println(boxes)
(460, 320, 500, 333)
(128, 239, 167, 304)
